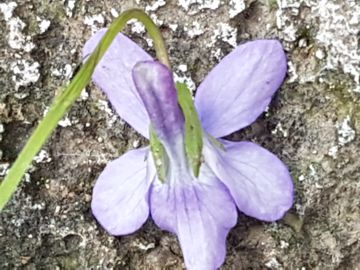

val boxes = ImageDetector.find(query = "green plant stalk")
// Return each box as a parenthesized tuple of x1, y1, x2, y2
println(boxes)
(0, 9, 170, 211)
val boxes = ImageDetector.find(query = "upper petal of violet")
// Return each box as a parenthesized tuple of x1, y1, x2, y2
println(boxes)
(83, 29, 152, 138)
(195, 40, 287, 138)
(204, 139, 294, 221)
(92, 147, 155, 235)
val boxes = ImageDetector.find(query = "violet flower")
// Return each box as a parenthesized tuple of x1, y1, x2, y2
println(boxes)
(84, 29, 294, 269)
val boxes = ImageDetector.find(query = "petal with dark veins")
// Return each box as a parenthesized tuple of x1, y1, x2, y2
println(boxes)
(150, 165, 237, 269)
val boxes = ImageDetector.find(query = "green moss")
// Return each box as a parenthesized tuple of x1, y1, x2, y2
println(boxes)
(266, 0, 279, 11)
(296, 24, 317, 45)
(325, 76, 360, 120)
(57, 254, 81, 270)
(283, 212, 304, 233)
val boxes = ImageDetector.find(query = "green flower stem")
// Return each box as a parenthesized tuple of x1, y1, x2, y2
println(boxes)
(0, 9, 170, 211)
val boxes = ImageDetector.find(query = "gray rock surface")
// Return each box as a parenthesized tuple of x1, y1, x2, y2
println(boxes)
(0, 0, 359, 269)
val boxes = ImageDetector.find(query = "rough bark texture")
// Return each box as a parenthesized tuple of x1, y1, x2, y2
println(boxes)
(0, 0, 359, 269)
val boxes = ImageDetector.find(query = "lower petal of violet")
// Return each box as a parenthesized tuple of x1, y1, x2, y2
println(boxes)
(92, 147, 155, 235)
(150, 164, 237, 270)
(204, 138, 294, 222)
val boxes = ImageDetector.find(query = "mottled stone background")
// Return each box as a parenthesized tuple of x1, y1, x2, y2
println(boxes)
(0, 0, 359, 269)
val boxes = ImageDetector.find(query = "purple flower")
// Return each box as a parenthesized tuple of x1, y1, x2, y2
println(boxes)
(83, 29, 294, 269)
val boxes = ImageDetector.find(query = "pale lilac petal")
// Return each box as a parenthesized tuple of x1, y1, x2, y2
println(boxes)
(195, 40, 287, 138)
(83, 29, 152, 138)
(150, 166, 237, 269)
(132, 61, 184, 141)
(92, 147, 155, 235)
(204, 139, 294, 221)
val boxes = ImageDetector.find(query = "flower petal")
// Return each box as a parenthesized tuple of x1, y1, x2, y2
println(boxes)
(132, 61, 184, 141)
(204, 139, 294, 221)
(150, 166, 237, 269)
(83, 29, 152, 138)
(92, 147, 155, 235)
(195, 40, 287, 138)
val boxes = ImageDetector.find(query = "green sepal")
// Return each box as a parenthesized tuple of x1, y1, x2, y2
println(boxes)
(149, 126, 168, 182)
(176, 82, 203, 177)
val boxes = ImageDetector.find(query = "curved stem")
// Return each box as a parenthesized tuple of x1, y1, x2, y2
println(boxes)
(102, 9, 171, 68)
(0, 9, 169, 211)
